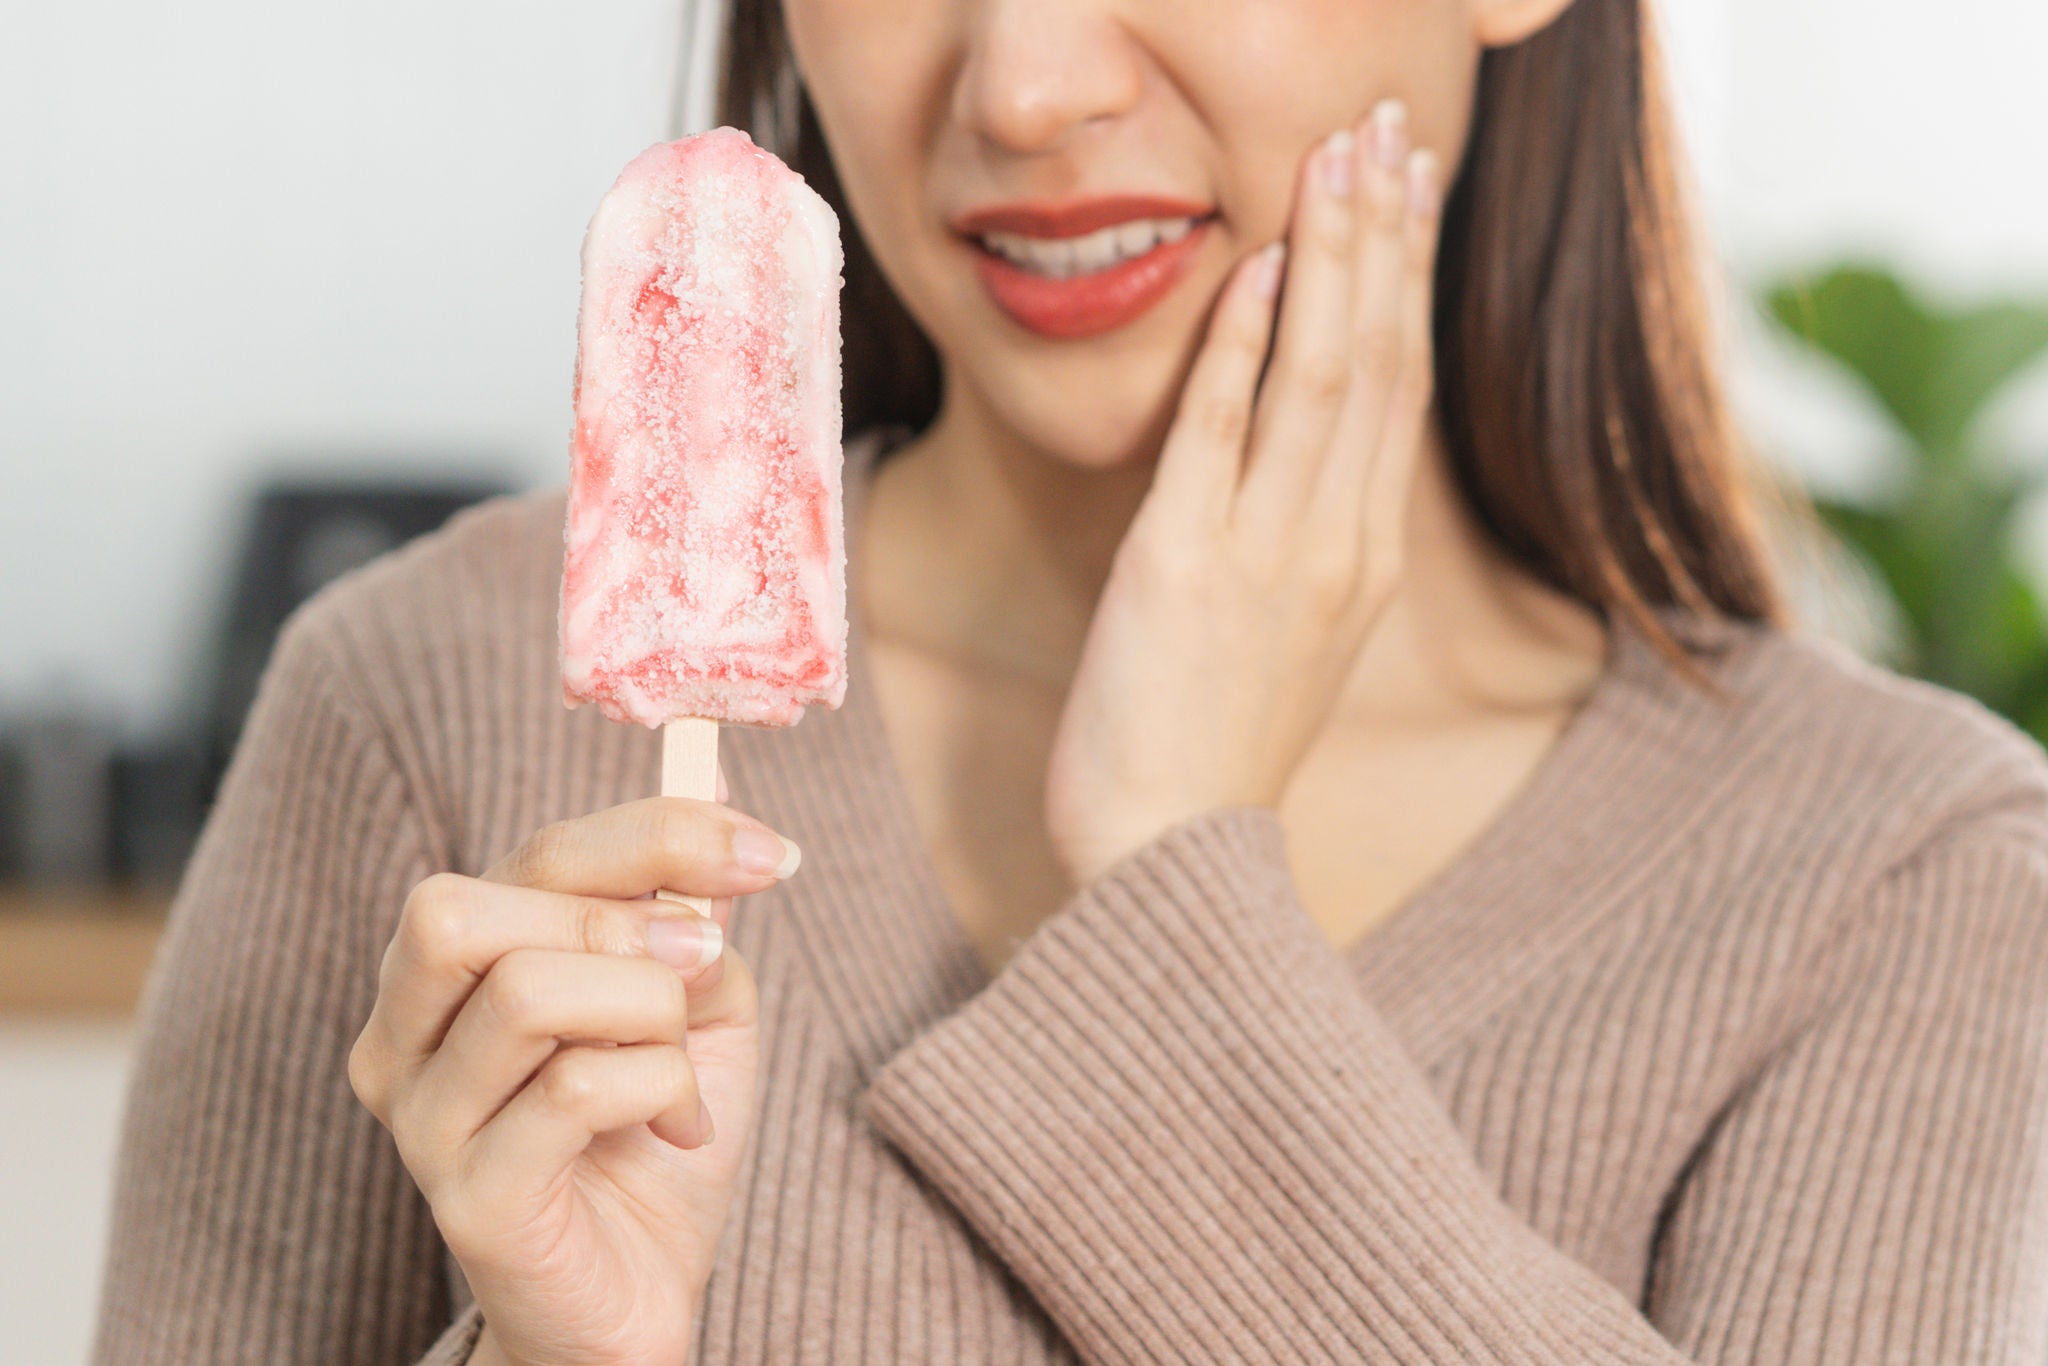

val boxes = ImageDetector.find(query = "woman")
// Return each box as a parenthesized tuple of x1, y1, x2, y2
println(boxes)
(94, 0, 2048, 1360)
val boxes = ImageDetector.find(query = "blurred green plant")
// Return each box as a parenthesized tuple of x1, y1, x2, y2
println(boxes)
(1765, 264, 2048, 744)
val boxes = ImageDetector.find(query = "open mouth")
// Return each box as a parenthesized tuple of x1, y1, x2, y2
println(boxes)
(965, 214, 1220, 339)
(970, 214, 1214, 279)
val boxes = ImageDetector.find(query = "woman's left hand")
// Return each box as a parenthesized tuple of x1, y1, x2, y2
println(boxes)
(1044, 101, 1444, 887)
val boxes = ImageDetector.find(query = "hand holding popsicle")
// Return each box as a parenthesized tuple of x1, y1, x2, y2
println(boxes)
(348, 798, 789, 1366)
(353, 126, 841, 1365)
(1045, 102, 1443, 886)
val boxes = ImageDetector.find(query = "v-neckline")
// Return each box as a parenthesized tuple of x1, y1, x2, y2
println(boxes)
(757, 425, 1765, 1075)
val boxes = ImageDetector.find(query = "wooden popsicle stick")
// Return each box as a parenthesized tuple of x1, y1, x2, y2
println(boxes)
(658, 716, 720, 914)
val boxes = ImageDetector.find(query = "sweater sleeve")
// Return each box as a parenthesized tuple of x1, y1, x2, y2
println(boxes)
(1647, 802, 2048, 1362)
(858, 804, 2048, 1364)
(91, 605, 477, 1365)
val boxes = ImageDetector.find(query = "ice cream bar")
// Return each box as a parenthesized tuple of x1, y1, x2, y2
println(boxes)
(560, 126, 847, 735)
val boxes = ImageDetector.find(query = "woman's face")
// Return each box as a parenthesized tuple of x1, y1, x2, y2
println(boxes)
(785, 0, 1569, 470)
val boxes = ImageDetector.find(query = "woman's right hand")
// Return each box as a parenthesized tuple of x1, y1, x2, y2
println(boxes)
(347, 794, 801, 1366)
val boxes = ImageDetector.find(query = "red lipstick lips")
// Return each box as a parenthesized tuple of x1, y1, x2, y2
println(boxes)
(953, 194, 1215, 340)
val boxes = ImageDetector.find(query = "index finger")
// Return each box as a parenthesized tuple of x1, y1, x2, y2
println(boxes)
(484, 796, 799, 899)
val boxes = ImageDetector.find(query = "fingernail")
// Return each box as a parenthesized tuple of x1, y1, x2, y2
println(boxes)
(1407, 148, 1441, 216)
(1318, 128, 1355, 198)
(733, 826, 801, 878)
(647, 914, 722, 970)
(1251, 242, 1286, 299)
(695, 1096, 715, 1146)
(1372, 99, 1409, 168)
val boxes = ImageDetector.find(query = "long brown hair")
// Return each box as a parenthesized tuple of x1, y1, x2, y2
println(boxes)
(703, 0, 1804, 688)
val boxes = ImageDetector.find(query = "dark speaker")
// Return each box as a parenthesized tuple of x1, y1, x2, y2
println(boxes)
(200, 480, 508, 796)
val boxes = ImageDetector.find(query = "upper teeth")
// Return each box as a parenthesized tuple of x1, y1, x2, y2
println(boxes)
(980, 216, 1199, 278)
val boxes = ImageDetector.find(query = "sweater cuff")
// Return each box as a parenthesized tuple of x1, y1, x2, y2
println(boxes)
(859, 805, 1672, 1363)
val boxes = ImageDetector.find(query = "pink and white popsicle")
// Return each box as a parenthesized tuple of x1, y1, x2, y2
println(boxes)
(559, 127, 845, 901)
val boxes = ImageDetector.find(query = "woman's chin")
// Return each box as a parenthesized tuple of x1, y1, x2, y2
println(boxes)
(1031, 422, 1170, 479)
(983, 378, 1183, 478)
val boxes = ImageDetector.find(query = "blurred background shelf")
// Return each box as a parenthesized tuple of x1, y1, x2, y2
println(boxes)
(0, 889, 170, 1018)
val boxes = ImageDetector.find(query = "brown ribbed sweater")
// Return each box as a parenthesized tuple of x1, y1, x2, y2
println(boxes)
(95, 426, 2048, 1364)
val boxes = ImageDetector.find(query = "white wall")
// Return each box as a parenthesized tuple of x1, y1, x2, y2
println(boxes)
(1, 0, 686, 736)
(1722, 0, 2048, 291)
(0, 1023, 132, 1365)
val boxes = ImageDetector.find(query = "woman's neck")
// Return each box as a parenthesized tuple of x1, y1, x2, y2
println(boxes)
(856, 402, 1608, 725)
